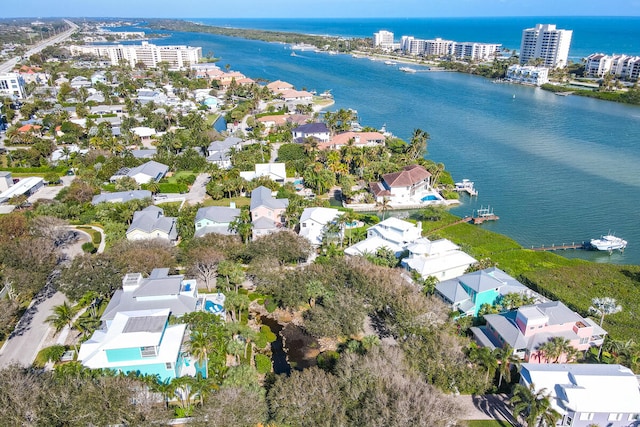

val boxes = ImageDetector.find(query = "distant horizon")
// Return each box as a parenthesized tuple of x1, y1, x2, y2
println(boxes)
(4, 15, 640, 20)
(3, 0, 639, 19)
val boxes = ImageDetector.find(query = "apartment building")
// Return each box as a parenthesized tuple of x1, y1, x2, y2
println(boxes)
(451, 42, 501, 61)
(0, 72, 27, 99)
(506, 65, 550, 86)
(373, 30, 395, 50)
(585, 53, 640, 80)
(520, 24, 573, 68)
(425, 38, 454, 57)
(69, 41, 202, 69)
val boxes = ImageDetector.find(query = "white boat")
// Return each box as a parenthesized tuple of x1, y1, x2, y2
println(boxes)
(399, 67, 417, 73)
(590, 234, 627, 251)
(384, 60, 397, 65)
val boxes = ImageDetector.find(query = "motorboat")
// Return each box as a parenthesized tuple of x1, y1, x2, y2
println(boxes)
(399, 67, 417, 73)
(384, 60, 397, 65)
(590, 234, 627, 251)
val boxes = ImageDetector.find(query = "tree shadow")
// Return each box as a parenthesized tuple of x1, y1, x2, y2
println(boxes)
(472, 394, 517, 426)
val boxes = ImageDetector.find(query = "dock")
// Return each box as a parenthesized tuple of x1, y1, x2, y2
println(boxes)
(554, 91, 574, 97)
(464, 206, 499, 225)
(531, 242, 587, 251)
(454, 179, 478, 196)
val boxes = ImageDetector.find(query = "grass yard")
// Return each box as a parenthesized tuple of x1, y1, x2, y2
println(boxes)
(202, 196, 251, 208)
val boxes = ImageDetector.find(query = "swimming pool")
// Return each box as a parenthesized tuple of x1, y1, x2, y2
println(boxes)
(421, 195, 438, 202)
(205, 300, 224, 314)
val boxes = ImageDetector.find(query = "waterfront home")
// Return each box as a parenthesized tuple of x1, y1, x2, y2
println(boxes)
(126, 206, 178, 243)
(506, 64, 549, 86)
(299, 207, 344, 246)
(206, 136, 243, 169)
(369, 164, 441, 206)
(78, 269, 202, 380)
(194, 205, 241, 238)
(292, 122, 331, 143)
(266, 80, 294, 93)
(402, 238, 477, 282)
(110, 160, 169, 185)
(435, 267, 537, 317)
(91, 190, 152, 205)
(320, 131, 386, 150)
(471, 300, 606, 362)
(278, 89, 314, 103)
(250, 186, 289, 239)
(240, 163, 287, 183)
(344, 217, 421, 257)
(518, 363, 640, 426)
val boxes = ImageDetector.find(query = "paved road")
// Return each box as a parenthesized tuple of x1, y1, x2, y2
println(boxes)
(0, 19, 78, 74)
(0, 286, 67, 368)
(184, 173, 210, 205)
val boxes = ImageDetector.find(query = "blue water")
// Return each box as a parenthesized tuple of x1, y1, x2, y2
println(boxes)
(421, 195, 438, 202)
(205, 300, 224, 313)
(112, 18, 640, 265)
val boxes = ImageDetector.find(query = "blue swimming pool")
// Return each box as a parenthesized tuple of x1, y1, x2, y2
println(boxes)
(421, 195, 438, 202)
(205, 300, 224, 313)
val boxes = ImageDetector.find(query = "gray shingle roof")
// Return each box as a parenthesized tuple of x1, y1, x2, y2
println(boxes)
(195, 206, 240, 223)
(293, 122, 329, 134)
(91, 190, 152, 205)
(127, 206, 177, 240)
(250, 186, 289, 211)
(127, 161, 169, 182)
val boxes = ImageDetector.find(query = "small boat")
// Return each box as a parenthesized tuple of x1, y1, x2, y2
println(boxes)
(290, 52, 297, 57)
(384, 60, 397, 65)
(399, 67, 417, 73)
(590, 234, 627, 252)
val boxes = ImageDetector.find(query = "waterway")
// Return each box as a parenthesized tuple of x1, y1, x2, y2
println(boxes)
(116, 22, 640, 265)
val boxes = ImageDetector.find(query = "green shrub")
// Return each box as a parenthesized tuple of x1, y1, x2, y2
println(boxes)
(92, 230, 102, 244)
(317, 350, 340, 372)
(34, 345, 67, 367)
(158, 183, 188, 194)
(265, 299, 278, 313)
(81, 242, 96, 253)
(254, 354, 272, 374)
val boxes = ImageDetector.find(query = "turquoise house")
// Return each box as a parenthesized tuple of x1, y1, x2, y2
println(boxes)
(435, 267, 532, 317)
(78, 269, 203, 380)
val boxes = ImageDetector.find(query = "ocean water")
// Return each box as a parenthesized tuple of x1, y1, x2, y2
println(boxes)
(116, 19, 640, 264)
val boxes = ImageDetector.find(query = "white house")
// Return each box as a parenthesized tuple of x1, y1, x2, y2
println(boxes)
(292, 123, 331, 143)
(344, 217, 421, 257)
(402, 238, 477, 282)
(194, 205, 240, 237)
(506, 64, 550, 86)
(110, 160, 169, 185)
(240, 163, 287, 183)
(519, 363, 640, 427)
(298, 207, 344, 246)
(206, 137, 243, 169)
(370, 164, 441, 206)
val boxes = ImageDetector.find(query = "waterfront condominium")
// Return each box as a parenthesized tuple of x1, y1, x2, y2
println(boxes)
(373, 30, 395, 50)
(519, 24, 573, 68)
(69, 41, 202, 69)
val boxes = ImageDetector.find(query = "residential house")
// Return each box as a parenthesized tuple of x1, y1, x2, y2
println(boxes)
(194, 206, 241, 237)
(518, 363, 640, 426)
(0, 72, 27, 99)
(126, 205, 178, 243)
(250, 186, 289, 239)
(206, 137, 243, 169)
(292, 122, 331, 143)
(279, 89, 313, 103)
(78, 269, 201, 380)
(402, 238, 477, 282)
(435, 267, 538, 317)
(110, 160, 169, 185)
(471, 300, 607, 362)
(0, 175, 44, 203)
(69, 76, 92, 89)
(91, 71, 107, 85)
(266, 80, 294, 93)
(240, 163, 287, 183)
(130, 126, 157, 143)
(299, 207, 344, 246)
(370, 164, 441, 206)
(320, 131, 386, 150)
(90, 105, 125, 115)
(91, 190, 152, 205)
(0, 171, 14, 192)
(344, 217, 421, 257)
(130, 149, 157, 159)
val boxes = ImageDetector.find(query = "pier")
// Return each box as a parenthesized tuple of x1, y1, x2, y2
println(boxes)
(454, 179, 478, 196)
(464, 206, 499, 224)
(530, 242, 588, 251)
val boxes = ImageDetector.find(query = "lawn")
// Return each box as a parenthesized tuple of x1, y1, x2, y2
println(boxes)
(202, 196, 251, 208)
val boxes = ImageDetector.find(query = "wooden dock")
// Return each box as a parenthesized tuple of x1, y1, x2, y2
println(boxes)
(530, 242, 587, 252)
(469, 214, 499, 225)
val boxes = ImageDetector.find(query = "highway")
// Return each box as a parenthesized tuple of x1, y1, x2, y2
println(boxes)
(0, 19, 78, 74)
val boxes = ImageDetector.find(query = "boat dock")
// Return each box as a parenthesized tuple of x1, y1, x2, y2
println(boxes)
(464, 206, 499, 224)
(530, 242, 588, 251)
(454, 179, 478, 196)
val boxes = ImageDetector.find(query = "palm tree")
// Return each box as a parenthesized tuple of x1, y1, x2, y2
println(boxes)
(494, 345, 520, 388)
(228, 207, 252, 244)
(150, 377, 176, 409)
(589, 297, 622, 327)
(187, 330, 210, 377)
(46, 301, 79, 335)
(511, 383, 561, 427)
(376, 196, 391, 220)
(537, 337, 574, 363)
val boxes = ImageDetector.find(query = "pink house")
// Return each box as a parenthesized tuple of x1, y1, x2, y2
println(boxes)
(250, 186, 289, 239)
(471, 301, 607, 363)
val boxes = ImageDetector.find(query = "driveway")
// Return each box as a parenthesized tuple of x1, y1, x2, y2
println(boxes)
(28, 175, 75, 203)
(455, 393, 516, 424)
(184, 173, 210, 205)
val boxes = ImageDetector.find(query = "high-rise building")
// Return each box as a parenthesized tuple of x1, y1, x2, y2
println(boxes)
(519, 24, 572, 69)
(0, 73, 27, 99)
(450, 42, 501, 61)
(585, 53, 640, 80)
(69, 42, 202, 69)
(424, 38, 454, 57)
(373, 30, 395, 50)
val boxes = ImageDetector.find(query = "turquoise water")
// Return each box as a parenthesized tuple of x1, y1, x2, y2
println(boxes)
(421, 195, 438, 202)
(119, 19, 640, 265)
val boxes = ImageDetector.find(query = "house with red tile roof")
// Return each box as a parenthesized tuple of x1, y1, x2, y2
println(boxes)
(267, 80, 294, 93)
(17, 124, 42, 134)
(370, 164, 440, 206)
(319, 131, 386, 150)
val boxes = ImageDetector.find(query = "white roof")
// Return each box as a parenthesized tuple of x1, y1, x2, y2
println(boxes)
(344, 235, 403, 257)
(0, 176, 43, 201)
(520, 363, 640, 414)
(404, 250, 477, 278)
(406, 237, 460, 256)
(240, 163, 286, 181)
(130, 126, 156, 137)
(299, 207, 343, 225)
(375, 217, 417, 232)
